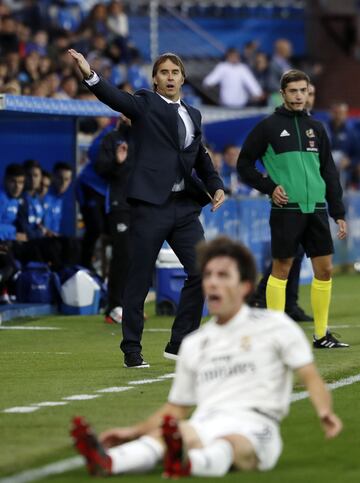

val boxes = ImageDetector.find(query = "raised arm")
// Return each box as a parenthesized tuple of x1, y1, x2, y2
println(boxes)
(68, 49, 145, 120)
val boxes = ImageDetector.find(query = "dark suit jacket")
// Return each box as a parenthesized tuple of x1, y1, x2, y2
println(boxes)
(87, 78, 224, 205)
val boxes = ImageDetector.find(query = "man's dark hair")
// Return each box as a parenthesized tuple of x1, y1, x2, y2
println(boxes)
(53, 161, 73, 173)
(23, 159, 41, 171)
(41, 168, 51, 179)
(280, 69, 310, 91)
(196, 236, 257, 287)
(152, 52, 185, 89)
(5, 163, 26, 178)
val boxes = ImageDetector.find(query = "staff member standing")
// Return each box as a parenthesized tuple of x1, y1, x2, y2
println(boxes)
(69, 49, 225, 368)
(238, 69, 349, 349)
(94, 118, 132, 325)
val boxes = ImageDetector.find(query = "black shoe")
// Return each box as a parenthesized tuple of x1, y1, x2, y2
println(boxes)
(164, 342, 180, 361)
(124, 352, 150, 368)
(286, 306, 313, 322)
(313, 331, 350, 349)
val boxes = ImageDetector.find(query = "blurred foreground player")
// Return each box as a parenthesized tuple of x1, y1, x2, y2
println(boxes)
(71, 236, 342, 477)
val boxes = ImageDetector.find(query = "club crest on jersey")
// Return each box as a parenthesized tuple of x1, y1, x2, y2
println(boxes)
(306, 129, 315, 138)
(240, 336, 252, 351)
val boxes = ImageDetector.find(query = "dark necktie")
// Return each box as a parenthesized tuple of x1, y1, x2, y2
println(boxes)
(171, 103, 187, 149)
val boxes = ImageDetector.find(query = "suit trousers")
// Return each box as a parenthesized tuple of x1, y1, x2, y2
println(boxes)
(120, 194, 205, 354)
(106, 209, 130, 311)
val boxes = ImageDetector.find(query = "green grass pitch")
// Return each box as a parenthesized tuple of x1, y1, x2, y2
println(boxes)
(0, 273, 360, 482)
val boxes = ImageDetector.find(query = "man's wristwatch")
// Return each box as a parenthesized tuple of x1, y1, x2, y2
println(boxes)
(84, 70, 95, 80)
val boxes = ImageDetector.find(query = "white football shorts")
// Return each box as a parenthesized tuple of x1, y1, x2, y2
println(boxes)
(189, 409, 282, 471)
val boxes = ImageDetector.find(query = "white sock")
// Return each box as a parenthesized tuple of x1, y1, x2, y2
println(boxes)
(188, 439, 233, 477)
(108, 435, 164, 474)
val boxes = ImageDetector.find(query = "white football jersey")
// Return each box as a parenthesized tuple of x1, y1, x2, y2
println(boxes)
(168, 305, 313, 422)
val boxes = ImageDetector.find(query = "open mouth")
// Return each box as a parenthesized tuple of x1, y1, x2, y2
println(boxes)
(167, 83, 175, 89)
(208, 294, 221, 303)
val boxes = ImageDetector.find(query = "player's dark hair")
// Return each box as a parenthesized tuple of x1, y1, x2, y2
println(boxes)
(5, 163, 26, 178)
(23, 159, 41, 171)
(197, 236, 257, 287)
(280, 69, 310, 90)
(53, 161, 73, 173)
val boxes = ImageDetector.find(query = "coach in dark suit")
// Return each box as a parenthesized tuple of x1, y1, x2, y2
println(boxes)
(69, 49, 225, 368)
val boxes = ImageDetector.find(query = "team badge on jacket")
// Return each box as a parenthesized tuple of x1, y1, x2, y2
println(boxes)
(306, 129, 315, 138)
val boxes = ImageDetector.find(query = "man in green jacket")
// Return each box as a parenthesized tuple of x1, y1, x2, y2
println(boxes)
(237, 69, 349, 349)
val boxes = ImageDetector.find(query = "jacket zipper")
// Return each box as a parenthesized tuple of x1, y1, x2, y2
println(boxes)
(294, 116, 309, 210)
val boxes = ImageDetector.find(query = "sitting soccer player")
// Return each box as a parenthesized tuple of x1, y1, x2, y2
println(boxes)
(71, 236, 342, 478)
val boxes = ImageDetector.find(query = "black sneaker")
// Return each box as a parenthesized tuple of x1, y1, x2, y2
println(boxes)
(163, 342, 180, 361)
(124, 352, 150, 368)
(286, 306, 313, 322)
(313, 331, 350, 349)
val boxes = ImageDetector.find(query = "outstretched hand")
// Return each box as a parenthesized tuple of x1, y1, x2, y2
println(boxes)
(68, 49, 91, 78)
(99, 427, 139, 449)
(320, 412, 343, 439)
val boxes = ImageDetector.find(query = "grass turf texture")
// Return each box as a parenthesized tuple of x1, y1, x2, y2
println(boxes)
(0, 273, 359, 482)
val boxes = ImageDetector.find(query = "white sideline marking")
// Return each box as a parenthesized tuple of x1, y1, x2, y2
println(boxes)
(3, 407, 40, 414)
(128, 378, 164, 385)
(0, 326, 60, 331)
(97, 387, 134, 393)
(158, 373, 175, 379)
(1, 352, 71, 355)
(0, 456, 83, 483)
(63, 395, 100, 401)
(302, 324, 360, 330)
(3, 373, 360, 482)
(32, 402, 68, 407)
(291, 374, 360, 402)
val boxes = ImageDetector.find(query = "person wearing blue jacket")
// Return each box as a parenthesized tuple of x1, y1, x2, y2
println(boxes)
(0, 164, 34, 301)
(23, 159, 44, 239)
(42, 162, 73, 235)
(76, 119, 115, 270)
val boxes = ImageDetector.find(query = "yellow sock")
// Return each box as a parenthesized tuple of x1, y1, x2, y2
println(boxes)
(266, 275, 287, 311)
(311, 278, 332, 339)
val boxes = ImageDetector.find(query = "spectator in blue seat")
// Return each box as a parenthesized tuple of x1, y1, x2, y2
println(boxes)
(325, 102, 360, 189)
(220, 144, 253, 196)
(42, 162, 73, 236)
(0, 164, 28, 243)
(23, 159, 44, 239)
(268, 39, 293, 94)
(0, 163, 33, 300)
(39, 169, 52, 200)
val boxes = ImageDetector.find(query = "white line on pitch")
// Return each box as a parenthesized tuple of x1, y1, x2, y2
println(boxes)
(302, 324, 360, 330)
(0, 457, 83, 483)
(0, 326, 60, 331)
(128, 378, 165, 385)
(291, 373, 360, 401)
(3, 373, 360, 483)
(63, 395, 100, 401)
(97, 387, 134, 393)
